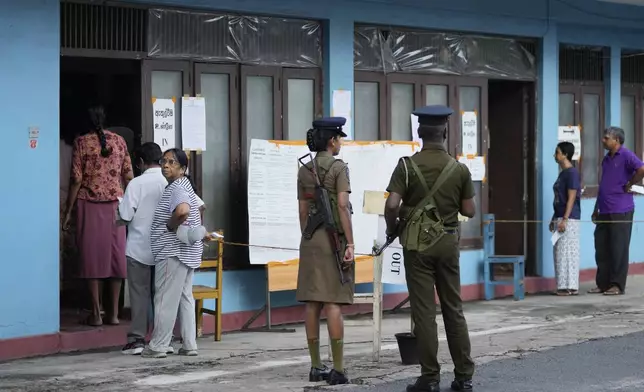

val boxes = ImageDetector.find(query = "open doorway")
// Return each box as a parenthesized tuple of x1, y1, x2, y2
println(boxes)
(487, 80, 538, 276)
(59, 56, 141, 329)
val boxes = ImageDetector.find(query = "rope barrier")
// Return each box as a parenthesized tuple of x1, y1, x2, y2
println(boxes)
(207, 217, 640, 256)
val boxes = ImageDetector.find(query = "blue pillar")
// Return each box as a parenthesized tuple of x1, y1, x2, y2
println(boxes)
(605, 44, 621, 127)
(322, 14, 354, 138)
(537, 24, 559, 278)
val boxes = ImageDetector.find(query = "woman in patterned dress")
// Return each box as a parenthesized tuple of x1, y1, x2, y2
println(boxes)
(549, 141, 581, 296)
(62, 106, 133, 326)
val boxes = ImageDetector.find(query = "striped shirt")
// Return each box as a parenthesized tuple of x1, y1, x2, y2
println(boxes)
(150, 176, 203, 269)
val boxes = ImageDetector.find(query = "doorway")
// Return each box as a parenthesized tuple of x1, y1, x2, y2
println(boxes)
(59, 56, 142, 328)
(487, 80, 537, 276)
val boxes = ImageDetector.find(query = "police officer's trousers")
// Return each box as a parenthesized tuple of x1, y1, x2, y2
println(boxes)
(403, 233, 475, 382)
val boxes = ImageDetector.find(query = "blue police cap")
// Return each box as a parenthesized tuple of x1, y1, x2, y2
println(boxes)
(412, 105, 454, 126)
(312, 117, 348, 137)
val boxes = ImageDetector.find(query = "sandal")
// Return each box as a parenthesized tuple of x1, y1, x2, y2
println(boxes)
(79, 314, 103, 327)
(569, 290, 579, 296)
(553, 289, 571, 296)
(587, 287, 604, 294)
(603, 286, 623, 296)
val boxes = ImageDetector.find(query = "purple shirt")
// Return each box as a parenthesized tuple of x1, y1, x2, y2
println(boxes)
(597, 147, 643, 214)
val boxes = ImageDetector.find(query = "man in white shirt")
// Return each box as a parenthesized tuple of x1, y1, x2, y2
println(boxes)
(119, 143, 206, 355)
(119, 143, 168, 355)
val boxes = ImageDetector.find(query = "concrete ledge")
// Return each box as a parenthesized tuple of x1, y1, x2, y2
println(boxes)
(2, 262, 643, 362)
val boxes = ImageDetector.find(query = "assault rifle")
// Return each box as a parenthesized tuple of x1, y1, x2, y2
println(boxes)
(298, 153, 351, 285)
(372, 220, 401, 256)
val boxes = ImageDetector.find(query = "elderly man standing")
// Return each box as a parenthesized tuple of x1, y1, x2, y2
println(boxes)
(590, 127, 644, 296)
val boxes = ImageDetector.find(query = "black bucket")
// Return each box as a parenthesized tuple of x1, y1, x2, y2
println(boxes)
(395, 332, 419, 365)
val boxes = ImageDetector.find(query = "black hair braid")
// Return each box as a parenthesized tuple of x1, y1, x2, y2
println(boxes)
(89, 106, 112, 157)
(306, 128, 316, 152)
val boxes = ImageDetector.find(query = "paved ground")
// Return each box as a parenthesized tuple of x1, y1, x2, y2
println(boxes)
(341, 332, 644, 392)
(2, 276, 644, 392)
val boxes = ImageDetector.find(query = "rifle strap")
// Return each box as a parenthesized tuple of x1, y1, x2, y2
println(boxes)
(314, 158, 341, 188)
(403, 157, 458, 220)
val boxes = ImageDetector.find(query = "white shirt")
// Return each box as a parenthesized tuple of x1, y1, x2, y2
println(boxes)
(119, 168, 205, 265)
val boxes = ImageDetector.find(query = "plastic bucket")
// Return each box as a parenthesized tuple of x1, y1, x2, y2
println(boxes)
(395, 332, 419, 365)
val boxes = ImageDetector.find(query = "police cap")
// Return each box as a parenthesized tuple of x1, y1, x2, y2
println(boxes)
(412, 105, 454, 126)
(312, 117, 348, 137)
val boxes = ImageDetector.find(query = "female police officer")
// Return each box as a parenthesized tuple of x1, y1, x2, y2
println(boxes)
(296, 117, 355, 385)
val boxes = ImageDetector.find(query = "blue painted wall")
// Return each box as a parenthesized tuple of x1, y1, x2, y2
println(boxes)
(0, 0, 60, 340)
(4, 0, 644, 341)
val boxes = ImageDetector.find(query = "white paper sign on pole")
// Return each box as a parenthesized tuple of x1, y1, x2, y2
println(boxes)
(376, 216, 408, 285)
(181, 96, 207, 151)
(153, 98, 176, 150)
(557, 126, 581, 160)
(457, 155, 486, 182)
(461, 111, 478, 156)
(332, 90, 353, 140)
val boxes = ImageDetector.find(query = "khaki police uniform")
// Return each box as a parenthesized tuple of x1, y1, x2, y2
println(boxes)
(296, 151, 355, 305)
(386, 143, 476, 383)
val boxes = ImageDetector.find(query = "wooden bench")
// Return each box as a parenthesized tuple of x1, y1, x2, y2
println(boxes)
(193, 230, 224, 341)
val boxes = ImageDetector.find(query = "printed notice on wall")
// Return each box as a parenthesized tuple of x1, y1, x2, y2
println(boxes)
(458, 155, 486, 182)
(153, 98, 176, 150)
(461, 111, 478, 156)
(181, 96, 207, 151)
(410, 114, 422, 147)
(557, 126, 581, 160)
(332, 90, 353, 140)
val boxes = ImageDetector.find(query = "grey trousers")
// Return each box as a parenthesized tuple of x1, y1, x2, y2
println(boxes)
(126, 257, 154, 342)
(148, 256, 197, 352)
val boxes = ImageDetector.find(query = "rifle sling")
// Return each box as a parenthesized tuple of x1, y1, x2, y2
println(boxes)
(403, 158, 458, 221)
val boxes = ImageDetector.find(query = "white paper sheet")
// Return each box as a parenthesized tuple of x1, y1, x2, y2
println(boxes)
(153, 98, 176, 150)
(458, 155, 486, 181)
(557, 126, 581, 160)
(461, 111, 478, 156)
(410, 113, 422, 147)
(551, 230, 563, 246)
(181, 96, 207, 151)
(332, 90, 353, 140)
(375, 216, 408, 285)
(247, 140, 420, 264)
(630, 184, 644, 195)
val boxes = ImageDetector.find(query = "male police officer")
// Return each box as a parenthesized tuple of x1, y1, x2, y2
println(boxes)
(384, 105, 476, 391)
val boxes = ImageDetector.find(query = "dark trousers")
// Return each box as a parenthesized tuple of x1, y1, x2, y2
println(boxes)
(403, 233, 475, 382)
(594, 210, 634, 292)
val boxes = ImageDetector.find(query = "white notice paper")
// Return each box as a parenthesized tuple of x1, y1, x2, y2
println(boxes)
(461, 111, 478, 156)
(458, 155, 486, 182)
(181, 96, 207, 151)
(557, 126, 581, 160)
(153, 98, 176, 150)
(332, 90, 353, 139)
(410, 114, 422, 147)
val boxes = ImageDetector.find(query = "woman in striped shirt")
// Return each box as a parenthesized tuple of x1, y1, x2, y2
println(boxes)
(142, 148, 213, 358)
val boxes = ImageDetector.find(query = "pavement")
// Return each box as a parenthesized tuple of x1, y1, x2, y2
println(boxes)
(2, 276, 644, 392)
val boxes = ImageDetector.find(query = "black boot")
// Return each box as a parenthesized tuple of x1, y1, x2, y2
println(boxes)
(451, 379, 473, 391)
(308, 365, 331, 382)
(327, 369, 349, 385)
(406, 377, 440, 392)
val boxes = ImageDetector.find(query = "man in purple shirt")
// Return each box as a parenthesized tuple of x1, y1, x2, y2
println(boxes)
(590, 127, 644, 296)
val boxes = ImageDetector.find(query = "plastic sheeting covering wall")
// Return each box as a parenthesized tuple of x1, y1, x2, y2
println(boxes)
(354, 26, 536, 80)
(148, 9, 322, 67)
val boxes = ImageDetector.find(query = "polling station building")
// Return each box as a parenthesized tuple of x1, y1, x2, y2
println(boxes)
(3, 0, 644, 360)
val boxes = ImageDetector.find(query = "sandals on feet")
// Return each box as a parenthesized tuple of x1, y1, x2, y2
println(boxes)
(603, 286, 623, 296)
(587, 287, 604, 294)
(79, 314, 103, 327)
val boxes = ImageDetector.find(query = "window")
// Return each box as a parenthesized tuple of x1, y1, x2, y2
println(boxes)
(621, 85, 644, 165)
(354, 71, 487, 248)
(558, 83, 604, 196)
(354, 71, 386, 140)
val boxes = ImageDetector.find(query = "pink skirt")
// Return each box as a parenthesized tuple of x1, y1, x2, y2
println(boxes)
(76, 199, 126, 279)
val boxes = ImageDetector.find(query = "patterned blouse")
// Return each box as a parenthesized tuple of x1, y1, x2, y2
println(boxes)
(71, 130, 133, 202)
